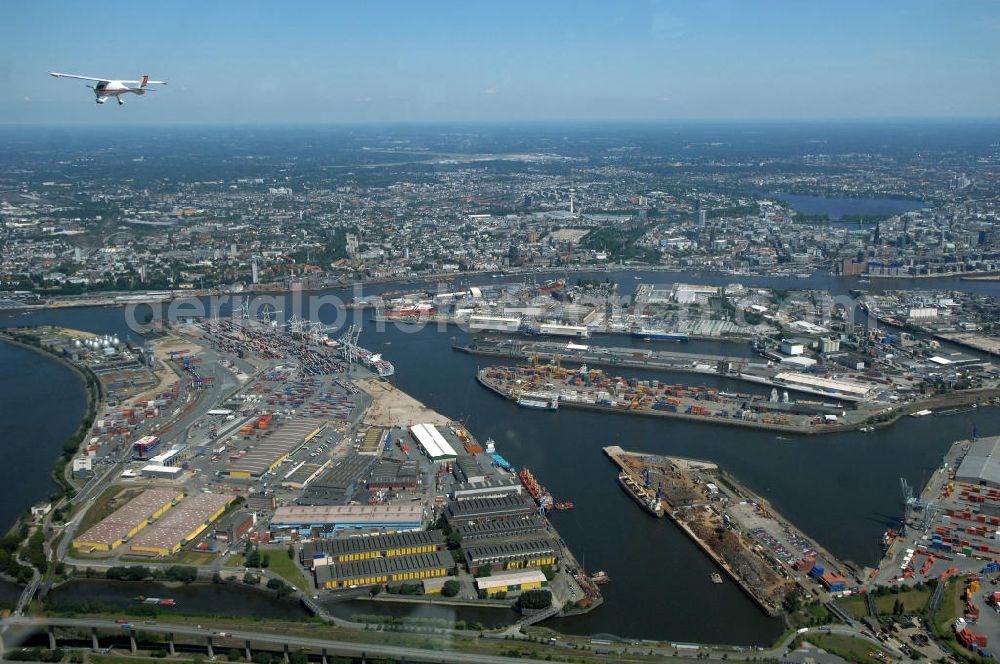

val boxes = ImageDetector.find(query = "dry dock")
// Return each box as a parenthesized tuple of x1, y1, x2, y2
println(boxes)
(604, 446, 850, 617)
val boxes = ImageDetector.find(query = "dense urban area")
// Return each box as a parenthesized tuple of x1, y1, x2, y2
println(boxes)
(1, 125, 1000, 309)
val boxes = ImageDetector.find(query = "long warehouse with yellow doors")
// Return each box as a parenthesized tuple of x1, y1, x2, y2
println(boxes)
(128, 493, 234, 556)
(301, 530, 445, 566)
(72, 487, 184, 552)
(464, 538, 558, 574)
(474, 568, 548, 596)
(226, 418, 326, 478)
(313, 550, 455, 590)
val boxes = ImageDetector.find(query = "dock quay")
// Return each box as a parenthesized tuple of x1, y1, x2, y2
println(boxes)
(476, 364, 866, 434)
(603, 446, 848, 617)
(456, 336, 748, 375)
(871, 435, 1000, 590)
(457, 336, 882, 404)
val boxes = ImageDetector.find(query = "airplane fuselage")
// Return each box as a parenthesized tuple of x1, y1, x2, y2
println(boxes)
(93, 81, 146, 105)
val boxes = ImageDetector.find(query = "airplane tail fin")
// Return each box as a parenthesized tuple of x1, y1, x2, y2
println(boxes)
(140, 74, 149, 89)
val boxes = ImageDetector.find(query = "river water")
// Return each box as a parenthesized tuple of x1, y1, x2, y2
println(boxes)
(3, 269, 999, 645)
(45, 578, 308, 619)
(0, 341, 87, 529)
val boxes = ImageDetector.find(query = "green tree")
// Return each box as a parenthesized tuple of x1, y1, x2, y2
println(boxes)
(517, 589, 552, 610)
(442, 580, 461, 597)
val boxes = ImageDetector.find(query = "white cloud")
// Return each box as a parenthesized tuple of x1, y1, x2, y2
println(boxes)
(482, 87, 498, 95)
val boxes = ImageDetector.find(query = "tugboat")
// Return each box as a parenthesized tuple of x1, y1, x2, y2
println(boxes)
(554, 501, 575, 510)
(711, 573, 723, 584)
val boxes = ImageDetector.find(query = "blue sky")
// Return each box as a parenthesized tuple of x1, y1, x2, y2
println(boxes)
(2, 0, 998, 124)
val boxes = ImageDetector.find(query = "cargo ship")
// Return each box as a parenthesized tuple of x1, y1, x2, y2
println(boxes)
(531, 279, 566, 296)
(516, 393, 559, 410)
(518, 468, 554, 509)
(347, 345, 394, 377)
(618, 471, 664, 517)
(631, 329, 689, 342)
(485, 438, 516, 473)
(382, 303, 436, 319)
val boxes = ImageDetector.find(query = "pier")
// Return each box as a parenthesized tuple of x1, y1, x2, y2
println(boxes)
(603, 446, 849, 618)
(476, 364, 867, 434)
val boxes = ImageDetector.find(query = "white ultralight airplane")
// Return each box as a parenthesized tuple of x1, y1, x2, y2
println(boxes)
(49, 72, 166, 105)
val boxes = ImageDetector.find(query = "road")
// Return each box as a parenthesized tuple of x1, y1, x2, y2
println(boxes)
(0, 613, 902, 663)
(1, 616, 550, 664)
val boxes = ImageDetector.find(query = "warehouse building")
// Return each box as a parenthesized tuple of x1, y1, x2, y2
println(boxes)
(455, 515, 547, 542)
(474, 568, 547, 596)
(358, 427, 386, 456)
(453, 455, 486, 484)
(141, 464, 184, 480)
(451, 476, 522, 501)
(147, 447, 184, 467)
(408, 423, 458, 462)
(956, 436, 1000, 489)
(298, 452, 376, 504)
(271, 504, 424, 535)
(773, 372, 874, 401)
(226, 418, 325, 477)
(129, 493, 234, 556)
(302, 530, 445, 566)
(71, 456, 94, 479)
(313, 550, 454, 590)
(445, 493, 537, 526)
(367, 460, 419, 491)
(73, 488, 183, 552)
(464, 538, 558, 574)
(213, 511, 254, 543)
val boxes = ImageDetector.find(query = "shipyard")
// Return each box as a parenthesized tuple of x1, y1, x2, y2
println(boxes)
(603, 445, 851, 618)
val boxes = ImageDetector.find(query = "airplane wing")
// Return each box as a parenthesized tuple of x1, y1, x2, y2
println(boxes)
(121, 79, 167, 85)
(49, 72, 109, 83)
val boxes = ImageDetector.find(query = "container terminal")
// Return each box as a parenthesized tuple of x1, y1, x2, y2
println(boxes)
(458, 335, 894, 405)
(49, 315, 600, 627)
(855, 435, 1000, 658)
(604, 446, 849, 617)
(477, 362, 877, 434)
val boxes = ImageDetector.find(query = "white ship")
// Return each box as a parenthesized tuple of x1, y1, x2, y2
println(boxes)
(516, 393, 559, 410)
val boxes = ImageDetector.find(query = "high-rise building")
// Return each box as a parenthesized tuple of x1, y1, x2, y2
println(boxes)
(698, 209, 707, 225)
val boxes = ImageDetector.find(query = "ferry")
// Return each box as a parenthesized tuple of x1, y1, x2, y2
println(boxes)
(631, 329, 689, 342)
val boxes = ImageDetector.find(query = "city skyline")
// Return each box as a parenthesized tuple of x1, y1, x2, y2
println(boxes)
(3, 0, 1000, 124)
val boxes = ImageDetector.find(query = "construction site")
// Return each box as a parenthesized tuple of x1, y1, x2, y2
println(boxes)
(604, 445, 849, 617)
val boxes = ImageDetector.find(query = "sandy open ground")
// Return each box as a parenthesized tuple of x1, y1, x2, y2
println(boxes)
(939, 332, 1000, 356)
(356, 378, 450, 427)
(124, 335, 198, 407)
